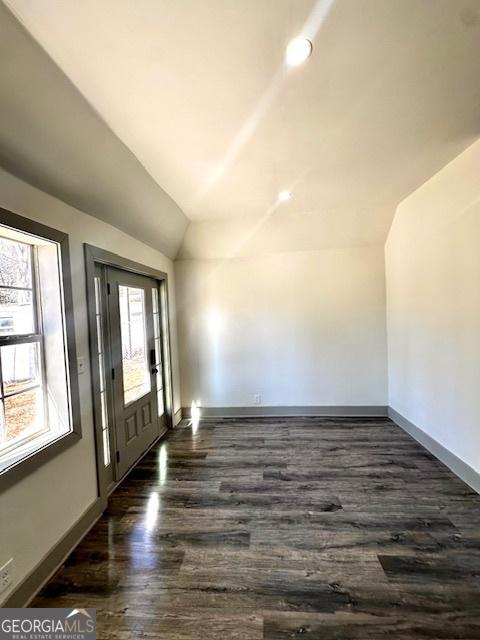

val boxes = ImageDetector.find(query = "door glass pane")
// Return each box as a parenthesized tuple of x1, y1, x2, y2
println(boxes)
(152, 288, 163, 416)
(1, 342, 42, 396)
(0, 289, 34, 335)
(157, 390, 164, 417)
(98, 353, 105, 393)
(102, 427, 110, 467)
(100, 391, 110, 466)
(94, 275, 111, 467)
(154, 337, 162, 366)
(119, 285, 151, 405)
(152, 287, 158, 314)
(153, 313, 160, 344)
(96, 316, 103, 352)
(94, 276, 101, 314)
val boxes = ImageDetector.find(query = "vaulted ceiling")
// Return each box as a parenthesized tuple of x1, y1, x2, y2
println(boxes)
(3, 0, 480, 258)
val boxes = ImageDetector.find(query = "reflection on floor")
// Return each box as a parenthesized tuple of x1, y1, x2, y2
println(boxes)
(33, 417, 480, 639)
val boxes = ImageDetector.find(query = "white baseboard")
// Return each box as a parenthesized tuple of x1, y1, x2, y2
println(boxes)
(388, 407, 480, 494)
(2, 497, 105, 607)
(181, 405, 388, 418)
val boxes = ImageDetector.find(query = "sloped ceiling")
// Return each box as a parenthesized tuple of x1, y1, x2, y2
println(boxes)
(3, 0, 480, 259)
(0, 2, 188, 259)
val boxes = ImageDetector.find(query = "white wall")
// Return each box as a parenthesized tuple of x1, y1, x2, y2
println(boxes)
(0, 168, 182, 604)
(0, 2, 188, 260)
(178, 206, 395, 260)
(386, 138, 480, 475)
(176, 247, 388, 409)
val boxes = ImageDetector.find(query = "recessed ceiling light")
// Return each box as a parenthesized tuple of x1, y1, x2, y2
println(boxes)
(286, 37, 313, 67)
(278, 190, 292, 203)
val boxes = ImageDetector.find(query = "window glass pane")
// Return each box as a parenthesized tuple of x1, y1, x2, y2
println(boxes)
(119, 285, 151, 405)
(0, 401, 5, 442)
(1, 342, 42, 396)
(0, 238, 32, 288)
(0, 289, 34, 335)
(0, 226, 73, 476)
(3, 387, 44, 445)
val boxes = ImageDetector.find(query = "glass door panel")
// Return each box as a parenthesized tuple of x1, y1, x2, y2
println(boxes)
(151, 287, 164, 417)
(119, 285, 151, 405)
(107, 267, 159, 479)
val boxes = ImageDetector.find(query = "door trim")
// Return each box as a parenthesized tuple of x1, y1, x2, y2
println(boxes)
(84, 244, 175, 499)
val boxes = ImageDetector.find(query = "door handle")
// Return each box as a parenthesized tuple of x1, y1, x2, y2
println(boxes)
(152, 367, 159, 374)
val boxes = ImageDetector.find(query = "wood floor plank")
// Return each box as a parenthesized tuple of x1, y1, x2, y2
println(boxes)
(31, 416, 480, 639)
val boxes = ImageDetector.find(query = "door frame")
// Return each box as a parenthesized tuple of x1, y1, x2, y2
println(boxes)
(84, 243, 175, 499)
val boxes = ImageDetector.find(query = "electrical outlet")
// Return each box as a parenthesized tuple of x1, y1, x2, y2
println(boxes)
(0, 558, 13, 594)
(254, 394, 261, 405)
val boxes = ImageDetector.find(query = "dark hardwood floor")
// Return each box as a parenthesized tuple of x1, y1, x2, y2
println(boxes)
(33, 417, 480, 639)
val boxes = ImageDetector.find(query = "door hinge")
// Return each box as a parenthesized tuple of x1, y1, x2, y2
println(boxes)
(111, 368, 115, 380)
(116, 451, 120, 463)
(107, 282, 111, 295)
